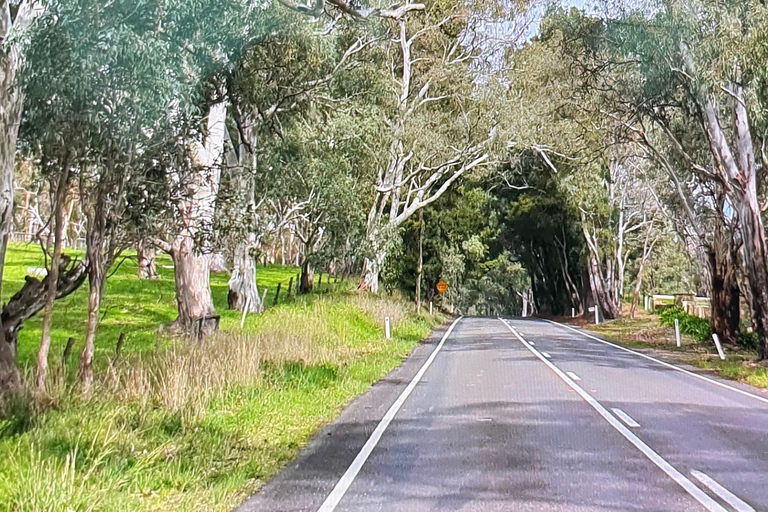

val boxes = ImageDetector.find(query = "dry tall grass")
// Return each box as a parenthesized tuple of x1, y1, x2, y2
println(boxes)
(351, 291, 412, 329)
(4, 294, 400, 424)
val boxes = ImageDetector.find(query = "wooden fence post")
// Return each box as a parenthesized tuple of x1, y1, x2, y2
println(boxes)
(286, 277, 294, 300)
(274, 282, 282, 305)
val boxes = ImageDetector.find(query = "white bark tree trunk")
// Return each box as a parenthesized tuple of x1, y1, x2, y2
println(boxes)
(167, 100, 227, 332)
(0, 0, 36, 391)
(228, 236, 260, 313)
(137, 239, 158, 279)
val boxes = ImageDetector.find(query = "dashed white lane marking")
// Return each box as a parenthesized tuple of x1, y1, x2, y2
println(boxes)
(690, 470, 755, 512)
(529, 341, 535, 346)
(541, 351, 552, 359)
(547, 320, 768, 406)
(612, 408, 640, 428)
(566, 371, 581, 381)
(500, 319, 728, 512)
(316, 316, 464, 512)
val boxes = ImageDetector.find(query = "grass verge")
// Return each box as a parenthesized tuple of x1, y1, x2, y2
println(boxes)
(578, 312, 768, 390)
(0, 244, 446, 512)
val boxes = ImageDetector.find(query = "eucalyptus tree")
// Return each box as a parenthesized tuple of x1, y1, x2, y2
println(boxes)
(220, 8, 380, 310)
(358, 0, 507, 292)
(542, 2, 764, 347)
(0, 0, 38, 391)
(18, 0, 227, 389)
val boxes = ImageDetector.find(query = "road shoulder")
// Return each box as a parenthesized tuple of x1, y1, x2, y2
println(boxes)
(548, 318, 768, 399)
(233, 319, 454, 512)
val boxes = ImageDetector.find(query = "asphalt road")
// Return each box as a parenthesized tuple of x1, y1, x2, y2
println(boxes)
(235, 317, 768, 512)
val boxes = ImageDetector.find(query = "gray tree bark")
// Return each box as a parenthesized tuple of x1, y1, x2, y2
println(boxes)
(37, 165, 70, 391)
(0, 0, 36, 392)
(228, 236, 260, 312)
(137, 239, 158, 279)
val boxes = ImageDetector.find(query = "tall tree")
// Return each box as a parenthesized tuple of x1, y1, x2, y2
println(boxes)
(359, 0, 502, 292)
(0, 0, 38, 391)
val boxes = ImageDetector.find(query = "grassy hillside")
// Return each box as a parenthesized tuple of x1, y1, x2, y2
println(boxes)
(0, 243, 445, 512)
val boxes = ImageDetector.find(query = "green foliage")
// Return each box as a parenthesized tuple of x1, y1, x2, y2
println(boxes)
(659, 307, 712, 343)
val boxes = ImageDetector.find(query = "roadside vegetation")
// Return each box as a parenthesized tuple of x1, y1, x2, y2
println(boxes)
(584, 309, 768, 390)
(0, 246, 443, 512)
(3, 0, 768, 509)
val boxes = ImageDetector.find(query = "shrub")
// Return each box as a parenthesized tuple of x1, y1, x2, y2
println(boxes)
(659, 306, 712, 343)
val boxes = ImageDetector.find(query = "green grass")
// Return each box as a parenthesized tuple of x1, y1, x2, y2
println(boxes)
(585, 311, 768, 389)
(691, 358, 768, 389)
(2, 243, 302, 369)
(0, 243, 445, 512)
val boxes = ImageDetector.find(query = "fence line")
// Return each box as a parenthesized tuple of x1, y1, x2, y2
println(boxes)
(9, 231, 87, 250)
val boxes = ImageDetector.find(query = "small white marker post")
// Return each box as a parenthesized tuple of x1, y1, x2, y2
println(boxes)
(590, 306, 598, 325)
(674, 318, 681, 348)
(240, 296, 251, 329)
(384, 316, 391, 339)
(572, 307, 575, 318)
(429, 302, 433, 315)
(712, 333, 725, 360)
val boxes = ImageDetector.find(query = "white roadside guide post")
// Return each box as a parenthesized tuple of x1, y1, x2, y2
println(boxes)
(674, 318, 681, 348)
(384, 316, 391, 339)
(712, 333, 726, 360)
(589, 306, 599, 324)
(240, 296, 251, 329)
(429, 302, 433, 315)
(572, 307, 575, 318)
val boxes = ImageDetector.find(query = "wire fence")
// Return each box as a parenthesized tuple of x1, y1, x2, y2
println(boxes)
(9, 231, 87, 250)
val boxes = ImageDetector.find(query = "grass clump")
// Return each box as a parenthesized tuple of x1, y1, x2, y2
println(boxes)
(659, 306, 712, 342)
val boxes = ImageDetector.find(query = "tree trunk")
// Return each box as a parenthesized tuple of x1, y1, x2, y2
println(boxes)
(629, 259, 646, 319)
(208, 252, 228, 273)
(360, 255, 382, 293)
(2, 256, 87, 348)
(227, 237, 260, 312)
(582, 224, 619, 320)
(137, 240, 158, 279)
(415, 209, 423, 313)
(0, 15, 25, 393)
(170, 235, 216, 333)
(586, 250, 618, 321)
(165, 100, 226, 334)
(37, 166, 70, 391)
(710, 263, 740, 346)
(737, 195, 768, 358)
(79, 253, 103, 394)
(299, 258, 314, 294)
(78, 176, 109, 395)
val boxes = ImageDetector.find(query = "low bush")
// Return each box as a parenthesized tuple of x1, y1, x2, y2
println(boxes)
(659, 306, 712, 343)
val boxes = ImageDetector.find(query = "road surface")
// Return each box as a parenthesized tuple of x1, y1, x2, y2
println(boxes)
(235, 317, 768, 512)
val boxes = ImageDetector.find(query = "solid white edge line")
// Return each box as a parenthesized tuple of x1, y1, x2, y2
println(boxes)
(612, 408, 641, 428)
(566, 371, 581, 381)
(316, 316, 464, 512)
(499, 319, 728, 512)
(690, 470, 755, 512)
(545, 319, 768, 406)
(541, 351, 552, 359)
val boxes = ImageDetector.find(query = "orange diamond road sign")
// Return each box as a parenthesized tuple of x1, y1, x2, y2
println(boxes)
(436, 280, 448, 294)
